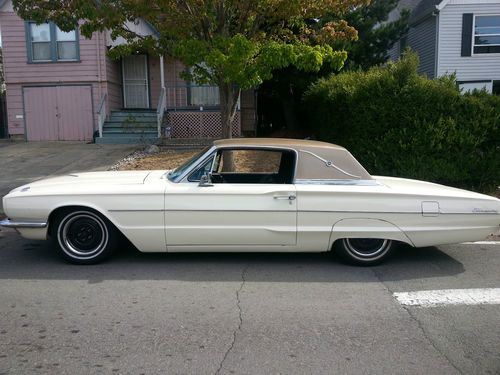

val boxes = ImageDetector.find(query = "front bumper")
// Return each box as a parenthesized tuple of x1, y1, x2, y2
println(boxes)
(0, 218, 47, 229)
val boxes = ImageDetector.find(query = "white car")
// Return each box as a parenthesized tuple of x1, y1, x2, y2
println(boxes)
(1, 138, 499, 265)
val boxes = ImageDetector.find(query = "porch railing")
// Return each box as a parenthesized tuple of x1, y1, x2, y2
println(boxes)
(97, 93, 107, 138)
(157, 87, 167, 138)
(164, 85, 220, 109)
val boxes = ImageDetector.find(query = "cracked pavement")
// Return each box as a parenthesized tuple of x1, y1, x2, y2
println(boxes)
(0, 230, 499, 374)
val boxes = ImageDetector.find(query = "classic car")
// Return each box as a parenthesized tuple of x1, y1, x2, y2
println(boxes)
(1, 138, 499, 265)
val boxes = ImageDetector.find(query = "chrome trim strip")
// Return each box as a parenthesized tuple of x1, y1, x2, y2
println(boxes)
(298, 149, 361, 179)
(295, 179, 382, 186)
(108, 209, 165, 212)
(0, 219, 47, 229)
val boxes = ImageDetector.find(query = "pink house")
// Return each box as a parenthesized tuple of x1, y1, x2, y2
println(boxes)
(0, 0, 256, 143)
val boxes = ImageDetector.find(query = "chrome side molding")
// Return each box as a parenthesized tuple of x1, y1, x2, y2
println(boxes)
(295, 179, 383, 186)
(0, 219, 47, 229)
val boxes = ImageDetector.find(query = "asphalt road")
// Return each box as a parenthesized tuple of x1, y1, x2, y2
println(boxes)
(0, 229, 499, 375)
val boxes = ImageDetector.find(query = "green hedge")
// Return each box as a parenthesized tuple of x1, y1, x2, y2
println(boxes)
(303, 53, 500, 192)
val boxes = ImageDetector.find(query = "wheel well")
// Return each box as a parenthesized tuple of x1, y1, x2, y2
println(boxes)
(47, 206, 111, 238)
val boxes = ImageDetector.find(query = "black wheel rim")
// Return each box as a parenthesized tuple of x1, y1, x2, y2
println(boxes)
(58, 212, 108, 259)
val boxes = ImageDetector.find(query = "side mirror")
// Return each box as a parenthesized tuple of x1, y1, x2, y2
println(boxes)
(199, 173, 213, 187)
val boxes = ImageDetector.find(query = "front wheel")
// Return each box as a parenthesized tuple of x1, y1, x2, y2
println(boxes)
(53, 209, 117, 265)
(334, 238, 394, 266)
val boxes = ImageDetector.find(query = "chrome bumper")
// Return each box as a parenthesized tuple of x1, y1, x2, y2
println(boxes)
(0, 218, 47, 229)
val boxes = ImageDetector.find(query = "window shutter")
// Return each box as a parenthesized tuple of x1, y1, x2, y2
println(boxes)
(461, 13, 473, 57)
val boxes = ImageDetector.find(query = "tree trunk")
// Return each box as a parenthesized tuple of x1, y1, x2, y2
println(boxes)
(219, 82, 240, 139)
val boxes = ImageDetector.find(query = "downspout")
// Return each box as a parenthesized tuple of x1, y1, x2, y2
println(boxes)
(433, 7, 440, 79)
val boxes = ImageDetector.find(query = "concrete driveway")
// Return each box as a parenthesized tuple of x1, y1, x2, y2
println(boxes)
(0, 141, 137, 214)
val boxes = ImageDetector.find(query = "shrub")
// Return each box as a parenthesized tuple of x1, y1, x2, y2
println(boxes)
(303, 52, 500, 192)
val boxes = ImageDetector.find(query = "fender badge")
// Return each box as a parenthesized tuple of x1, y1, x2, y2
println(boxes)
(472, 208, 498, 213)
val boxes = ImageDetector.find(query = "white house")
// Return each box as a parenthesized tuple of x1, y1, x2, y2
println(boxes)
(389, 0, 500, 94)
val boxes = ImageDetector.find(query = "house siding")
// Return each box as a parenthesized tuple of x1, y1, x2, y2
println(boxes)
(437, 1, 500, 81)
(0, 7, 117, 138)
(106, 56, 123, 112)
(408, 15, 437, 78)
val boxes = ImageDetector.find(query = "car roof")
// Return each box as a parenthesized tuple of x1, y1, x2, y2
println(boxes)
(212, 138, 372, 180)
(213, 138, 346, 151)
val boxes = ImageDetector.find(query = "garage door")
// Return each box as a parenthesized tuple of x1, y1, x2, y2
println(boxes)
(23, 86, 93, 141)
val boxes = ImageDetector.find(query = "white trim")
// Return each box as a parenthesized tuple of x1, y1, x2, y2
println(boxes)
(444, 0, 500, 6)
(437, 0, 450, 11)
(472, 14, 500, 56)
(461, 241, 500, 244)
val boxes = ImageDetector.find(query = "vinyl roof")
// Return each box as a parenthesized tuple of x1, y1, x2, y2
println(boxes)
(213, 138, 372, 180)
(213, 138, 345, 151)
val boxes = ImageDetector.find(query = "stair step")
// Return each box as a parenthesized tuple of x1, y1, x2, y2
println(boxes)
(96, 136, 159, 145)
(102, 131, 158, 138)
(110, 111, 156, 118)
(104, 123, 157, 130)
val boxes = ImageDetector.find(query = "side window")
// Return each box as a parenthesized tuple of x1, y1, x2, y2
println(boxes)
(473, 15, 500, 54)
(212, 149, 295, 184)
(26, 22, 79, 63)
(29, 23, 51, 62)
(187, 156, 214, 182)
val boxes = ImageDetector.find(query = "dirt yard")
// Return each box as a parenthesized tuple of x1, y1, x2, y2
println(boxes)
(115, 150, 197, 171)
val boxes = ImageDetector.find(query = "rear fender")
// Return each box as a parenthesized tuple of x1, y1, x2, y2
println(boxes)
(328, 218, 415, 249)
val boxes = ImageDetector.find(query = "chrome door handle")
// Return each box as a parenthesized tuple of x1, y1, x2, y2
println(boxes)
(273, 195, 296, 201)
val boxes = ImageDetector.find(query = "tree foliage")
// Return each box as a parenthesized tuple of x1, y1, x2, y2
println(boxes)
(13, 0, 367, 137)
(326, 0, 409, 70)
(303, 53, 500, 192)
(257, 0, 409, 134)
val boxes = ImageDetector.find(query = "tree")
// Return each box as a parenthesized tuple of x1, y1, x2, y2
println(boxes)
(257, 0, 409, 134)
(326, 0, 410, 70)
(14, 0, 367, 139)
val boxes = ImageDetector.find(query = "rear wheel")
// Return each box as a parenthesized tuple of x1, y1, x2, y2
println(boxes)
(334, 238, 394, 266)
(53, 209, 117, 264)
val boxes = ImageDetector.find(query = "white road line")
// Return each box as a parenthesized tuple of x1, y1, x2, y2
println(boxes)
(461, 241, 500, 245)
(394, 288, 500, 307)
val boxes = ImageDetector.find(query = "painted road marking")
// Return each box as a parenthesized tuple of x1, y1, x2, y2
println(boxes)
(461, 241, 500, 245)
(394, 288, 500, 307)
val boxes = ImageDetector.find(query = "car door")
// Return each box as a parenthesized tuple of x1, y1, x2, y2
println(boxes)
(164, 148, 297, 250)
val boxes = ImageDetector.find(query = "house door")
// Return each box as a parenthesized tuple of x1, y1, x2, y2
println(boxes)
(23, 85, 93, 141)
(122, 55, 149, 108)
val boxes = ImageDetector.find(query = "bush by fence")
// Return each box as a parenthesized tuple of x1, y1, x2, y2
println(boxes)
(303, 53, 500, 192)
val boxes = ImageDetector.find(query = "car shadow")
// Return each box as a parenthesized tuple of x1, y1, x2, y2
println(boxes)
(0, 234, 465, 283)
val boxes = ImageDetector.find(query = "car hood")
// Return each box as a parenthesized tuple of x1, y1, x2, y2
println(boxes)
(10, 171, 153, 193)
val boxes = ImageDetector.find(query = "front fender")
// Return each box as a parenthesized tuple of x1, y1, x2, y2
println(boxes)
(328, 218, 415, 249)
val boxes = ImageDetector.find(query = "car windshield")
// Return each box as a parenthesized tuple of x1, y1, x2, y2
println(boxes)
(167, 146, 211, 182)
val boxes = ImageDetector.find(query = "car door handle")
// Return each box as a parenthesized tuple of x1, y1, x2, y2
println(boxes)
(273, 195, 296, 201)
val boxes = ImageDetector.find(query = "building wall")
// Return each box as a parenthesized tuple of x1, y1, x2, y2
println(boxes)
(437, 1, 500, 81)
(106, 56, 123, 112)
(0, 4, 117, 138)
(408, 15, 437, 78)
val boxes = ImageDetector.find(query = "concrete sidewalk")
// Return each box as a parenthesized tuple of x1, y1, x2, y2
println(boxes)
(0, 141, 137, 214)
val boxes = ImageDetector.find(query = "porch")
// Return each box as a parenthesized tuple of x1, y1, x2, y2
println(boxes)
(96, 53, 252, 144)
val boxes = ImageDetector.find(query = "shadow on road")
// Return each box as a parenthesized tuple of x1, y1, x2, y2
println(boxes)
(0, 233, 465, 283)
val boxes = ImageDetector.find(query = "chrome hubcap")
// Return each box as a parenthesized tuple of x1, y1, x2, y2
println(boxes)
(58, 212, 108, 260)
(343, 238, 390, 259)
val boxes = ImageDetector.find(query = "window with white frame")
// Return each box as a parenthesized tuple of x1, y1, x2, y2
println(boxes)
(473, 15, 500, 54)
(27, 22, 79, 62)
